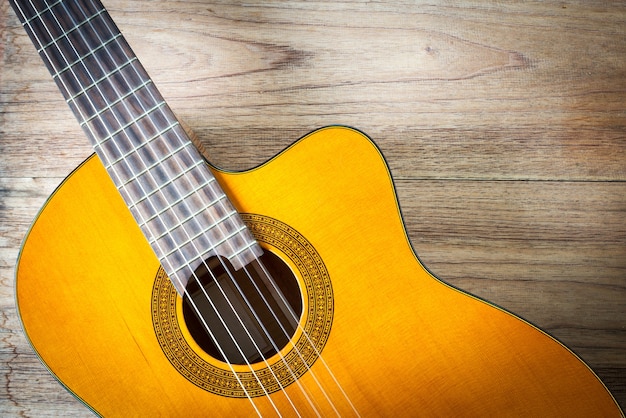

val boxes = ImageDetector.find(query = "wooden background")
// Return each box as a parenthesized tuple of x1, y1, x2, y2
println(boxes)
(1, 0, 625, 415)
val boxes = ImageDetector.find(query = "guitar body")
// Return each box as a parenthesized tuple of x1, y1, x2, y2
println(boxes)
(17, 127, 621, 416)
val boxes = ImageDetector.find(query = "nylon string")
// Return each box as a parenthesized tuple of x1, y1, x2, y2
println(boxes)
(49, 0, 296, 413)
(15, 1, 271, 415)
(76, 2, 357, 414)
(71, 0, 329, 414)
(16, 0, 359, 415)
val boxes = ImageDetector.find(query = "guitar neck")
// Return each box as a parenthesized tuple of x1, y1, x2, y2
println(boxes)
(10, 0, 262, 293)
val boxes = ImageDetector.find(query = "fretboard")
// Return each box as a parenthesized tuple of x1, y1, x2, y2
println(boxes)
(10, 0, 262, 294)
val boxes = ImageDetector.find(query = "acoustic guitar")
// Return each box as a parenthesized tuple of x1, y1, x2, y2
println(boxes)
(10, 0, 623, 416)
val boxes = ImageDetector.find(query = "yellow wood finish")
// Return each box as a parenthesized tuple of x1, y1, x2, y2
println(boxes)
(16, 127, 622, 417)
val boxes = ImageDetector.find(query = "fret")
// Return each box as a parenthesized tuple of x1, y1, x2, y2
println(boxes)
(75, 48, 143, 107)
(85, 105, 163, 155)
(33, 3, 112, 75)
(168, 266, 193, 293)
(171, 197, 221, 232)
(148, 197, 233, 244)
(121, 159, 207, 209)
(230, 240, 264, 259)
(83, 100, 166, 139)
(112, 140, 198, 192)
(120, 147, 204, 189)
(13, 1, 110, 59)
(140, 192, 240, 259)
(149, 205, 237, 245)
(97, 112, 180, 165)
(166, 240, 233, 279)
(122, 172, 158, 205)
(165, 170, 209, 210)
(210, 222, 250, 249)
(37, 8, 105, 52)
(165, 234, 263, 294)
(39, 0, 102, 34)
(100, 123, 181, 170)
(158, 222, 215, 260)
(104, 155, 133, 184)
(172, 146, 207, 178)
(131, 179, 226, 232)
(69, 56, 141, 124)
(128, 176, 218, 225)
(139, 196, 171, 238)
(65, 57, 143, 104)
(139, 103, 181, 144)
(162, 180, 223, 223)
(84, 96, 175, 146)
(156, 215, 208, 257)
(166, 223, 261, 280)
(52, 33, 125, 80)
(155, 143, 202, 184)
(11, 0, 264, 297)
(161, 224, 249, 260)
(168, 262, 195, 287)
(23, 0, 63, 24)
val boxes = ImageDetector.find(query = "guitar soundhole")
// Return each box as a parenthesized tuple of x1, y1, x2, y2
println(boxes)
(182, 251, 302, 365)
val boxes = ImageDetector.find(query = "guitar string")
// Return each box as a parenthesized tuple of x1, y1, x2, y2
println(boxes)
(28, 0, 332, 414)
(73, 1, 328, 414)
(28, 2, 294, 416)
(48, 1, 297, 415)
(18, 0, 354, 415)
(13, 1, 269, 416)
(81, 0, 355, 414)
(14, 0, 270, 410)
(255, 260, 360, 416)
(44, 0, 318, 415)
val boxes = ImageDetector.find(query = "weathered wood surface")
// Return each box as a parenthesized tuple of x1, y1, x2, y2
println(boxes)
(1, 0, 624, 415)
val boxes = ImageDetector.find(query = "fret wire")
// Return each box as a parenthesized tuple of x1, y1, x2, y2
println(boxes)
(83, 99, 165, 137)
(77, 78, 152, 127)
(14, 0, 262, 283)
(37, 8, 106, 52)
(169, 260, 198, 278)
(122, 162, 212, 215)
(151, 207, 233, 252)
(163, 179, 222, 223)
(67, 60, 146, 107)
(148, 201, 236, 244)
(132, 177, 218, 227)
(120, 159, 206, 206)
(166, 234, 256, 280)
(10, 1, 308, 412)
(16, 0, 263, 281)
(122, 144, 204, 188)
(51, 33, 125, 79)
(162, 224, 249, 260)
(120, 148, 205, 190)
(79, 7, 255, 251)
(206, 225, 249, 252)
(71, 81, 148, 129)
(230, 240, 262, 259)
(141, 201, 237, 240)
(22, 0, 63, 25)
(139, 188, 227, 230)
(101, 121, 180, 168)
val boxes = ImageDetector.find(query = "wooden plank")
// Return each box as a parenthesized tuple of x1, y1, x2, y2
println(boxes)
(1, 0, 625, 415)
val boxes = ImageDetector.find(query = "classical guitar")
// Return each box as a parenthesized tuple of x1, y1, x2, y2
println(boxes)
(10, 0, 623, 416)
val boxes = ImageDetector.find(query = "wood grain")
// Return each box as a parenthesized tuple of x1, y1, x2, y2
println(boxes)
(1, 0, 624, 416)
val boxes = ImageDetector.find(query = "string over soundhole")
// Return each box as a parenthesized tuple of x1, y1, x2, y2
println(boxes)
(182, 252, 302, 365)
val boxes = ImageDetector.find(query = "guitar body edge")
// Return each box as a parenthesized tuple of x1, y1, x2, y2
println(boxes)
(16, 126, 623, 416)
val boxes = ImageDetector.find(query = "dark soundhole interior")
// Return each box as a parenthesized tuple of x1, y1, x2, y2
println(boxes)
(182, 251, 302, 365)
